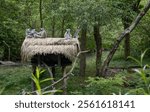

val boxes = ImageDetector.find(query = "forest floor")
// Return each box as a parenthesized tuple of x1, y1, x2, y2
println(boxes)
(0, 51, 150, 95)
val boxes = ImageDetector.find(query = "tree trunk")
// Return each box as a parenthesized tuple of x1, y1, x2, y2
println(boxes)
(52, 16, 55, 37)
(32, 65, 36, 92)
(39, 0, 43, 28)
(2, 41, 10, 61)
(62, 66, 67, 95)
(51, 0, 56, 37)
(122, 17, 131, 59)
(124, 33, 130, 59)
(123, 0, 141, 59)
(133, 0, 141, 12)
(3, 48, 8, 61)
(100, 1, 150, 76)
(93, 24, 102, 76)
(79, 26, 87, 76)
(61, 17, 65, 38)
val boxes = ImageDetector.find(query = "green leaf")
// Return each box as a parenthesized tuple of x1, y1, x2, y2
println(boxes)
(134, 69, 148, 86)
(31, 74, 41, 94)
(0, 87, 5, 95)
(140, 70, 147, 85)
(128, 56, 141, 66)
(40, 78, 53, 83)
(141, 48, 150, 66)
(133, 69, 142, 74)
(36, 67, 40, 79)
(143, 64, 149, 71)
(40, 69, 45, 75)
(31, 74, 38, 84)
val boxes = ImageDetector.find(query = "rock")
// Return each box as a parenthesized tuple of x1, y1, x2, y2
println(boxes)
(0, 61, 17, 66)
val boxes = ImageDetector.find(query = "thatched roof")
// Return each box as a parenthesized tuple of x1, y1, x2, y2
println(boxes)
(21, 38, 80, 62)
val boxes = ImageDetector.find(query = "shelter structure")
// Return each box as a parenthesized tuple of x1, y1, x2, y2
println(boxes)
(21, 38, 80, 94)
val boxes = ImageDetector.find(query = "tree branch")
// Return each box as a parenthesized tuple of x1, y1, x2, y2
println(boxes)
(101, 0, 150, 76)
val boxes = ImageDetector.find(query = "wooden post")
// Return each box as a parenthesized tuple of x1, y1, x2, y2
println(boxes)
(58, 55, 61, 66)
(62, 66, 67, 95)
(32, 65, 36, 93)
(51, 67, 55, 78)
(38, 55, 40, 66)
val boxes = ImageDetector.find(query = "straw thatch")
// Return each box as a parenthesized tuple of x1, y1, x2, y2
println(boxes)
(21, 38, 80, 63)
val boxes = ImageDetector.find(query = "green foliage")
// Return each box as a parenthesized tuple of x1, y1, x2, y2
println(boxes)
(31, 67, 62, 95)
(70, 0, 116, 27)
(0, 0, 26, 60)
(128, 48, 150, 67)
(0, 50, 150, 95)
(0, 0, 149, 61)
(0, 0, 150, 95)
(85, 75, 125, 95)
(31, 67, 45, 94)
(128, 49, 150, 94)
(128, 88, 148, 95)
(133, 12, 150, 56)
(111, 0, 139, 18)
(0, 66, 32, 94)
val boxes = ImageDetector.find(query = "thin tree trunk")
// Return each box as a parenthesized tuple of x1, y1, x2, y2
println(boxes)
(51, 0, 56, 37)
(123, 0, 141, 59)
(122, 17, 131, 59)
(51, 67, 55, 78)
(124, 33, 130, 59)
(79, 26, 87, 76)
(52, 16, 55, 37)
(3, 41, 10, 61)
(62, 66, 67, 95)
(61, 17, 65, 38)
(93, 23, 102, 76)
(39, 0, 43, 28)
(100, 0, 150, 76)
(32, 65, 36, 92)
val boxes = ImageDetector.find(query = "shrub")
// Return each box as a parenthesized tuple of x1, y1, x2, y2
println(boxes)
(85, 75, 125, 95)
(128, 48, 150, 94)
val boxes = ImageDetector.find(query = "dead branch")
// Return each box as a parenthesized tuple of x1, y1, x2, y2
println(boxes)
(43, 63, 55, 90)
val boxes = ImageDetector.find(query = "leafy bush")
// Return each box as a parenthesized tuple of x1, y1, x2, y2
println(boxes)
(128, 49, 150, 94)
(84, 75, 125, 95)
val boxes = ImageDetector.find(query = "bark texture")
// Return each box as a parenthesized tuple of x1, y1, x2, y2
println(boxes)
(93, 23, 102, 76)
(79, 26, 87, 76)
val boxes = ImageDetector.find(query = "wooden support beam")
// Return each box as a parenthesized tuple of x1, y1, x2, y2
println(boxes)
(62, 66, 67, 95)
(32, 65, 36, 93)
(51, 67, 56, 78)
(58, 55, 61, 66)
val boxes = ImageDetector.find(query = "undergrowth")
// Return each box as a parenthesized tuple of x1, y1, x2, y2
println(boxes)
(0, 50, 150, 95)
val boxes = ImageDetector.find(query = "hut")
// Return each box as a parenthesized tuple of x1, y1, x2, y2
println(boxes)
(21, 38, 80, 94)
